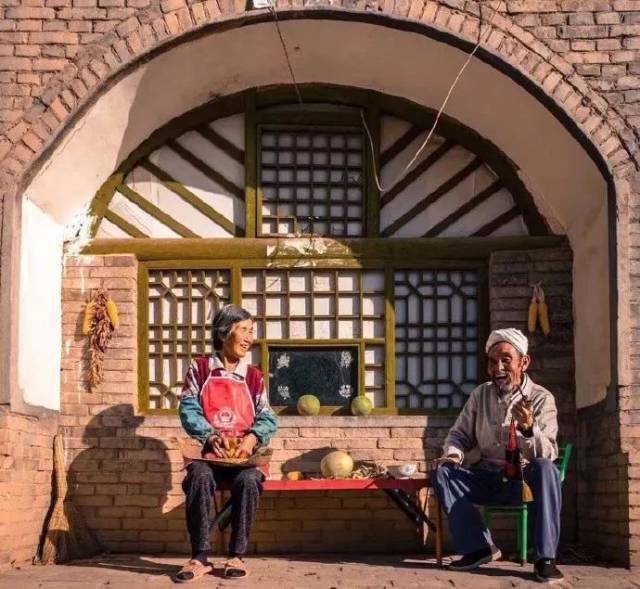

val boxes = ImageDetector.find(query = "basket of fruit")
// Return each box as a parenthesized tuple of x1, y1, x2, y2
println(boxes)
(180, 437, 273, 468)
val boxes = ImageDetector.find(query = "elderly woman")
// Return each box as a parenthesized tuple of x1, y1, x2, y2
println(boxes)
(176, 304, 278, 582)
(433, 328, 564, 584)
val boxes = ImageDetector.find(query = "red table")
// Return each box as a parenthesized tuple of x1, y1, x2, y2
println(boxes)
(263, 478, 430, 491)
(216, 477, 443, 564)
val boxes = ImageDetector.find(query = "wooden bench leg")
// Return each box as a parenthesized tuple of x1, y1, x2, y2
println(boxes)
(417, 488, 429, 547)
(434, 494, 443, 567)
(420, 487, 443, 566)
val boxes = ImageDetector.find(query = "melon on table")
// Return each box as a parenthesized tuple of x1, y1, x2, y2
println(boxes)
(320, 450, 354, 479)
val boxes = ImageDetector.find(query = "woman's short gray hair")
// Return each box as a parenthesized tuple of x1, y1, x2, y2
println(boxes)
(212, 304, 252, 351)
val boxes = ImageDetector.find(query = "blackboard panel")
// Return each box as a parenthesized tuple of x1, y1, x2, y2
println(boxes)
(268, 345, 358, 408)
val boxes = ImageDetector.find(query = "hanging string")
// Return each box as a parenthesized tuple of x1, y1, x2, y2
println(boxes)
(266, 0, 303, 105)
(361, 2, 497, 193)
(265, 0, 499, 190)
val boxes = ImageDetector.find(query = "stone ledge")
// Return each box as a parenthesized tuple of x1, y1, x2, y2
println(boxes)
(278, 415, 440, 427)
(140, 414, 448, 428)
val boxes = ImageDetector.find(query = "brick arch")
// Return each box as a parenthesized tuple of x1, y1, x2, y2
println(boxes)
(0, 0, 637, 192)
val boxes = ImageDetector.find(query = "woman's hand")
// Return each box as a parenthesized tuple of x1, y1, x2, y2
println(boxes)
(236, 433, 258, 458)
(207, 434, 230, 458)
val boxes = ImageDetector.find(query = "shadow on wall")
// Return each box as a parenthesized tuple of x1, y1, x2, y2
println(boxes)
(281, 447, 334, 477)
(67, 404, 187, 561)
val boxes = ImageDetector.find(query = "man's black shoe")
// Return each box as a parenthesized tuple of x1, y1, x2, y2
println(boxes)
(449, 547, 501, 571)
(534, 559, 564, 584)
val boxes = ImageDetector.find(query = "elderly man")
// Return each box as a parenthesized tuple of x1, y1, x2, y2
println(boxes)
(433, 328, 563, 584)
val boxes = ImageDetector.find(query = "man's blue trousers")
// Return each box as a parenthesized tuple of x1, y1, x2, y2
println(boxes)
(433, 458, 562, 560)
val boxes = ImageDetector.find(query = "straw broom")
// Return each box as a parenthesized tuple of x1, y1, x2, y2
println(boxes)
(37, 434, 101, 564)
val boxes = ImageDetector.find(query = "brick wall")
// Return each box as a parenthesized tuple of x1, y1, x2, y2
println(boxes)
(60, 256, 440, 552)
(0, 408, 57, 571)
(577, 406, 629, 563)
(491, 243, 640, 567)
(489, 246, 575, 432)
(625, 173, 640, 566)
(506, 0, 640, 131)
(0, 192, 3, 289)
(0, 0, 635, 565)
(59, 252, 443, 553)
(56, 248, 576, 557)
(0, 0, 156, 130)
(617, 382, 640, 567)
(0, 0, 636, 145)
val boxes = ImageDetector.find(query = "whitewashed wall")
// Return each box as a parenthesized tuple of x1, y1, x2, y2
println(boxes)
(18, 200, 63, 410)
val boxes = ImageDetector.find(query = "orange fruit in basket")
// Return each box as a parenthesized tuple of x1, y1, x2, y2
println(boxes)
(222, 436, 240, 458)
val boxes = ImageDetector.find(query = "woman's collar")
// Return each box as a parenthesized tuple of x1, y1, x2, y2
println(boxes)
(212, 353, 249, 378)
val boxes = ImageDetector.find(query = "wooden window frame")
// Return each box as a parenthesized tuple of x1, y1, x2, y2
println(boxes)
(256, 122, 367, 239)
(136, 245, 490, 416)
(87, 85, 548, 242)
(249, 105, 380, 240)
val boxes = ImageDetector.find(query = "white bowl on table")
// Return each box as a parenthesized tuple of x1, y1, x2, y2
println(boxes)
(388, 463, 417, 479)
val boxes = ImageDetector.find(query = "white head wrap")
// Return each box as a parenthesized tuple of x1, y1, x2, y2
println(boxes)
(485, 328, 528, 356)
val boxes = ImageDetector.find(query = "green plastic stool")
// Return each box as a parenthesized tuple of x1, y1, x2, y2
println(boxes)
(483, 442, 573, 565)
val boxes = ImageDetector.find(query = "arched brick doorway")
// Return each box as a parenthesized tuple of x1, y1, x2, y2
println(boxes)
(0, 8, 634, 565)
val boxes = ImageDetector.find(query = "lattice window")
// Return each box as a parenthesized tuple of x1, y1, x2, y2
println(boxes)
(394, 270, 479, 410)
(241, 269, 385, 406)
(147, 269, 231, 409)
(259, 128, 365, 237)
(143, 265, 482, 413)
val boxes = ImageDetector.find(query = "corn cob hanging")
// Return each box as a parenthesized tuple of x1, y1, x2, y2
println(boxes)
(526, 283, 550, 337)
(527, 286, 538, 334)
(106, 297, 120, 329)
(537, 284, 550, 336)
(82, 302, 95, 335)
(85, 288, 119, 391)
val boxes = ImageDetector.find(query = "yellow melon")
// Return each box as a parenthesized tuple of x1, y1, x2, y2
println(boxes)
(286, 471, 304, 481)
(320, 450, 354, 479)
(297, 394, 320, 416)
(351, 396, 373, 416)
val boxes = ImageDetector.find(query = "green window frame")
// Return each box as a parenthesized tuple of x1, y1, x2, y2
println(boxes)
(136, 246, 489, 416)
(257, 123, 366, 238)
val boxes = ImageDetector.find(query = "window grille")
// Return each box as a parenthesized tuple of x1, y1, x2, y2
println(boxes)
(142, 265, 482, 413)
(259, 128, 364, 237)
(241, 268, 385, 406)
(394, 270, 479, 410)
(147, 269, 231, 409)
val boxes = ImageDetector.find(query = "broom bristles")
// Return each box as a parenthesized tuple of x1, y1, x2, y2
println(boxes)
(39, 502, 101, 564)
(37, 436, 102, 564)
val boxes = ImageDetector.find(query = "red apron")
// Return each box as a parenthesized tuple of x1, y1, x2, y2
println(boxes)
(202, 372, 255, 436)
(201, 371, 268, 476)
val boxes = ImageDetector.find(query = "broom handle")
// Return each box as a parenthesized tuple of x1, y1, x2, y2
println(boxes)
(53, 434, 68, 499)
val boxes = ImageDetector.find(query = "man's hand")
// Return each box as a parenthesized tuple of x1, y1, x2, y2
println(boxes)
(512, 399, 534, 433)
(236, 433, 258, 458)
(206, 434, 230, 458)
(433, 454, 461, 467)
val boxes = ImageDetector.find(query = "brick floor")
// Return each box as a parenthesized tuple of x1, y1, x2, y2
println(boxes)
(0, 554, 638, 589)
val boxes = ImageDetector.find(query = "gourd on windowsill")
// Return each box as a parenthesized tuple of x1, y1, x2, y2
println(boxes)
(297, 394, 320, 416)
(351, 396, 372, 416)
